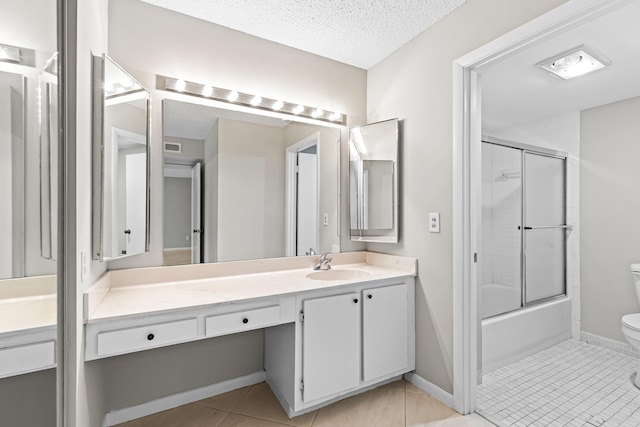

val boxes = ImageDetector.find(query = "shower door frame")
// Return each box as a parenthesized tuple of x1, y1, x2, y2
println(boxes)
(482, 136, 568, 317)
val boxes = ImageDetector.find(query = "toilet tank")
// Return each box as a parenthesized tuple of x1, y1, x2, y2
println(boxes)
(632, 264, 640, 304)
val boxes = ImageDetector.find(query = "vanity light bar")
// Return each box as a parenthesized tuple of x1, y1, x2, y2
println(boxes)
(161, 76, 346, 125)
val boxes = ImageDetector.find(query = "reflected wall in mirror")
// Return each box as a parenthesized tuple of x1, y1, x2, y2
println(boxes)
(0, 45, 57, 279)
(349, 118, 399, 243)
(92, 55, 150, 261)
(162, 99, 340, 266)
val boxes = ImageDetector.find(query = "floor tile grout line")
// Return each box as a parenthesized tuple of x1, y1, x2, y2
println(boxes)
(477, 339, 640, 427)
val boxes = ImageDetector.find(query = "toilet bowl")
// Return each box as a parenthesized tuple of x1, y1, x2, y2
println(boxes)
(621, 263, 640, 387)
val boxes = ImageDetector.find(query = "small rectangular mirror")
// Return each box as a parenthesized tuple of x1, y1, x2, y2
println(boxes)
(92, 54, 150, 261)
(349, 118, 399, 243)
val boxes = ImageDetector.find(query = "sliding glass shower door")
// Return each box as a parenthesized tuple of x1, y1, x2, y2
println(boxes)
(481, 141, 567, 319)
(523, 152, 566, 304)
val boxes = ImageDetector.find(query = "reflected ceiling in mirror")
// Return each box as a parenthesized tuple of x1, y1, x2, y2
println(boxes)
(162, 99, 341, 266)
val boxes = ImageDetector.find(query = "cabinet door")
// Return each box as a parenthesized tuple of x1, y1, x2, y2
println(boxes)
(362, 283, 408, 382)
(302, 292, 360, 402)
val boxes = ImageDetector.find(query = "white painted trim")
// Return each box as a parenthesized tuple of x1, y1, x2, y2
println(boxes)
(404, 372, 454, 409)
(452, 0, 634, 416)
(102, 370, 266, 427)
(285, 132, 319, 256)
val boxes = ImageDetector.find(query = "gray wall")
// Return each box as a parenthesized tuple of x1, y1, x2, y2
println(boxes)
(581, 96, 640, 342)
(365, 0, 568, 393)
(0, 369, 56, 427)
(163, 177, 192, 249)
(217, 118, 285, 261)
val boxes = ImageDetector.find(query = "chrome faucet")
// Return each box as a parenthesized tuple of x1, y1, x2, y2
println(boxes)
(313, 253, 332, 270)
(306, 248, 316, 256)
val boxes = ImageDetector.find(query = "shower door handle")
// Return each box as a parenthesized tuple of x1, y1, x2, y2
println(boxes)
(520, 225, 572, 231)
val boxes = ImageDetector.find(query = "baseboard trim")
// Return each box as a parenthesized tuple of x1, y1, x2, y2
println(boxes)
(102, 370, 266, 427)
(404, 372, 455, 409)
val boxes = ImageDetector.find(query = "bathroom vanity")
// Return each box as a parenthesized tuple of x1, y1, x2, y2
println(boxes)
(83, 251, 415, 416)
(0, 275, 57, 379)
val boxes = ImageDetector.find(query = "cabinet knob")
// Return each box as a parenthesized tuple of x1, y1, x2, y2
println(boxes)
(242, 318, 249, 324)
(367, 294, 373, 299)
(147, 333, 155, 341)
(353, 298, 359, 304)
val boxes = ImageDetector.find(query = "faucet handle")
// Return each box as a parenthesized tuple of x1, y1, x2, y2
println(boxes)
(320, 252, 332, 261)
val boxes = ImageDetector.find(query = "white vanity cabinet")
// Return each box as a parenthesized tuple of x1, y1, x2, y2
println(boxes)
(302, 292, 361, 402)
(361, 283, 409, 382)
(265, 277, 415, 417)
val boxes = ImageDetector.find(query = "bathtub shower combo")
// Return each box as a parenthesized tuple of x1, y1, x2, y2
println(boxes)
(480, 139, 572, 374)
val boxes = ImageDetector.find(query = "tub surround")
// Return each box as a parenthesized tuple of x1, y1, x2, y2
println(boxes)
(0, 275, 57, 379)
(83, 251, 416, 419)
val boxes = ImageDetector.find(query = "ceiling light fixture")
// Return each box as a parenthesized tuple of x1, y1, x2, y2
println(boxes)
(537, 46, 610, 80)
(161, 76, 346, 125)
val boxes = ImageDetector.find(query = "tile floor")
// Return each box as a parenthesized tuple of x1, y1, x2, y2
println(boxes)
(477, 340, 640, 426)
(115, 379, 494, 427)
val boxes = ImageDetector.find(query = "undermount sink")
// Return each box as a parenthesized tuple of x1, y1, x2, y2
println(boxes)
(306, 269, 371, 281)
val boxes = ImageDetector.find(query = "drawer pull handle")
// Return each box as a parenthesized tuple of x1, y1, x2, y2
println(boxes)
(367, 294, 373, 299)
(353, 298, 359, 304)
(242, 318, 249, 324)
(147, 333, 155, 341)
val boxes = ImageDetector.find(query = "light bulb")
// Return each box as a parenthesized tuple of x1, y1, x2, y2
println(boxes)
(175, 79, 186, 91)
(272, 100, 284, 110)
(293, 104, 304, 115)
(202, 85, 213, 97)
(228, 90, 239, 102)
(251, 95, 262, 106)
(312, 108, 324, 118)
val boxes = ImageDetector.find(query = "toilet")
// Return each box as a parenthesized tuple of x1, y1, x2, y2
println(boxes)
(621, 264, 640, 387)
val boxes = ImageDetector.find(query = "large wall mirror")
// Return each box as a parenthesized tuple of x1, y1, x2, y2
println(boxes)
(92, 55, 150, 261)
(162, 99, 341, 266)
(0, 0, 59, 424)
(349, 118, 399, 243)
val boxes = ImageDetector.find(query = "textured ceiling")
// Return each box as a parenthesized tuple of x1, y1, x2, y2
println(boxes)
(138, 0, 467, 69)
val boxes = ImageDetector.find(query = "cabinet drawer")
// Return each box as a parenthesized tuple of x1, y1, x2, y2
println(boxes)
(97, 318, 197, 357)
(206, 305, 281, 337)
(0, 341, 55, 378)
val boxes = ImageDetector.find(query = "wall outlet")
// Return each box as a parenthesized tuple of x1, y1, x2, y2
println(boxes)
(323, 213, 329, 226)
(429, 212, 440, 233)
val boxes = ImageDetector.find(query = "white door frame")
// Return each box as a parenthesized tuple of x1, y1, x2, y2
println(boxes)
(452, 0, 632, 414)
(285, 132, 320, 256)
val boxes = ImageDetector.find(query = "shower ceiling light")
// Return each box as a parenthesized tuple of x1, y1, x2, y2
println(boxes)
(537, 46, 610, 80)
(161, 76, 346, 125)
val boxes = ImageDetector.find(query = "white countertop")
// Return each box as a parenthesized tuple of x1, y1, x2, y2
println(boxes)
(85, 252, 416, 323)
(0, 275, 57, 337)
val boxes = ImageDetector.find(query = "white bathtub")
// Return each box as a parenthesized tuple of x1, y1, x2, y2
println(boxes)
(481, 291, 571, 374)
(480, 283, 521, 319)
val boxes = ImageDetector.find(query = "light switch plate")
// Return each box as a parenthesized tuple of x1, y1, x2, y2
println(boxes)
(429, 212, 440, 233)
